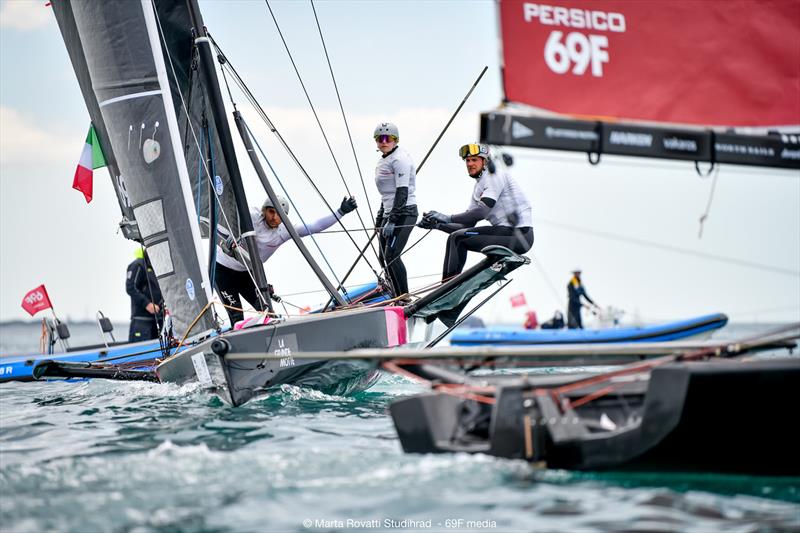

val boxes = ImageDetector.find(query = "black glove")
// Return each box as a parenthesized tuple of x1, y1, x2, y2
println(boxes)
(382, 221, 396, 238)
(339, 196, 357, 214)
(425, 210, 451, 224)
(267, 283, 281, 303)
(417, 215, 438, 230)
(221, 235, 238, 257)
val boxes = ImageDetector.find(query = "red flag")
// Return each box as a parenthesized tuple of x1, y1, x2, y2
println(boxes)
(21, 285, 53, 316)
(509, 292, 527, 308)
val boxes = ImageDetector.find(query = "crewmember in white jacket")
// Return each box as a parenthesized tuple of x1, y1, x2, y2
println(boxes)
(373, 122, 418, 297)
(421, 143, 533, 280)
(215, 195, 357, 324)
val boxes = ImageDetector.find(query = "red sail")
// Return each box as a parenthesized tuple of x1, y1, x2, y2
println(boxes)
(500, 0, 800, 127)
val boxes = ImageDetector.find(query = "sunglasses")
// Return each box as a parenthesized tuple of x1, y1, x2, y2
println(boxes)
(458, 143, 488, 159)
(375, 135, 398, 143)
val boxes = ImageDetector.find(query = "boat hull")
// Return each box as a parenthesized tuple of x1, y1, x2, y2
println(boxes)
(390, 357, 800, 475)
(156, 307, 404, 406)
(450, 313, 728, 346)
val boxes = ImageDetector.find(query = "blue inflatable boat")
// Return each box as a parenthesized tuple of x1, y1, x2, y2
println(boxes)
(449, 313, 728, 346)
(0, 337, 168, 383)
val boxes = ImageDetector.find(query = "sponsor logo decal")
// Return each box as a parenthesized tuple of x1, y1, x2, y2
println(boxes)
(270, 334, 299, 368)
(609, 131, 653, 148)
(512, 121, 535, 139)
(522, 3, 626, 78)
(186, 278, 195, 300)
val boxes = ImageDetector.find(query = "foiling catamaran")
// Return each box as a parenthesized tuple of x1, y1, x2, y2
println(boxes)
(26, 0, 531, 406)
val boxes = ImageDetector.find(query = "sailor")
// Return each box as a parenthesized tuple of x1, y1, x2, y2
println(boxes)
(419, 143, 534, 280)
(567, 268, 597, 329)
(215, 194, 358, 325)
(126, 247, 163, 342)
(373, 122, 418, 297)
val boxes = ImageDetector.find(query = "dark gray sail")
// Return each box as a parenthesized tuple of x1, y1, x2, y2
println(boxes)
(151, 2, 241, 242)
(52, 0, 216, 337)
(50, 2, 139, 240)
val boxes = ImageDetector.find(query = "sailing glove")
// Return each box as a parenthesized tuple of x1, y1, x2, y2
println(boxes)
(381, 221, 395, 238)
(417, 215, 438, 230)
(267, 284, 281, 303)
(221, 235, 238, 257)
(339, 196, 358, 214)
(426, 211, 451, 224)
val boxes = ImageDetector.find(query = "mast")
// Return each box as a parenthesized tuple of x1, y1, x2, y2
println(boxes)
(233, 111, 347, 306)
(185, 0, 273, 313)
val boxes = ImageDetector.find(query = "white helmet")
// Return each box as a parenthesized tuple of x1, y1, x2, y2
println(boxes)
(373, 122, 399, 140)
(262, 195, 290, 215)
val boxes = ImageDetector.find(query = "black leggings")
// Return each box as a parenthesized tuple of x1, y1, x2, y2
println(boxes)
(378, 213, 417, 296)
(129, 317, 158, 342)
(443, 226, 534, 280)
(215, 262, 266, 325)
(567, 305, 584, 329)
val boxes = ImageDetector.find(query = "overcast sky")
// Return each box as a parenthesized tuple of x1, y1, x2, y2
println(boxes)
(1, 0, 798, 330)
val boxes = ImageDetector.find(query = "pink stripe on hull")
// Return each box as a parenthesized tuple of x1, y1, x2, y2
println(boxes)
(383, 306, 408, 347)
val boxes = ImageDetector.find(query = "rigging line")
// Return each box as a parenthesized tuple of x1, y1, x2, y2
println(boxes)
(194, 124, 205, 224)
(539, 217, 800, 277)
(207, 35, 381, 279)
(280, 272, 441, 298)
(220, 66, 379, 285)
(380, 228, 432, 275)
(318, 224, 418, 234)
(180, 42, 197, 153)
(417, 65, 488, 173)
(243, 119, 344, 291)
(366, 66, 491, 278)
(528, 253, 563, 308)
(206, 125, 219, 289)
(309, 0, 376, 226)
(263, 0, 375, 246)
(152, 3, 264, 311)
(697, 163, 720, 239)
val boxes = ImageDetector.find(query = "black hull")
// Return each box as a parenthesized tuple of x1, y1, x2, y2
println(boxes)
(156, 308, 397, 405)
(390, 358, 800, 475)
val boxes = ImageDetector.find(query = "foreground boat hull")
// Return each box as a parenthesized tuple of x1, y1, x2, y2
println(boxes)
(390, 357, 800, 475)
(156, 307, 403, 406)
(450, 313, 728, 346)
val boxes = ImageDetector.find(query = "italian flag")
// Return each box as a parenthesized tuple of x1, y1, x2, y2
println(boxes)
(73, 124, 106, 203)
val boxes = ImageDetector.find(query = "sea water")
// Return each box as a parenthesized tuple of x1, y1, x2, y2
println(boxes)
(1, 322, 798, 532)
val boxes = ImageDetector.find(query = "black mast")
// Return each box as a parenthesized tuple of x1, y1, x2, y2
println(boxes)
(185, 0, 272, 313)
(233, 111, 347, 307)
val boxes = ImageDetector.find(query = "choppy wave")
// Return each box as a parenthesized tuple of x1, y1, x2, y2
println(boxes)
(2, 325, 799, 532)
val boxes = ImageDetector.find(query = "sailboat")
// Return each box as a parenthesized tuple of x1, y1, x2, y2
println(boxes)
(29, 0, 530, 406)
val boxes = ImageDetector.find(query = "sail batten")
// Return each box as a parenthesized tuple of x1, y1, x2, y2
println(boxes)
(99, 90, 163, 108)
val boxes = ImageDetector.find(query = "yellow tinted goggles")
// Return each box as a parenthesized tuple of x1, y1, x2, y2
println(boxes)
(459, 143, 488, 158)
